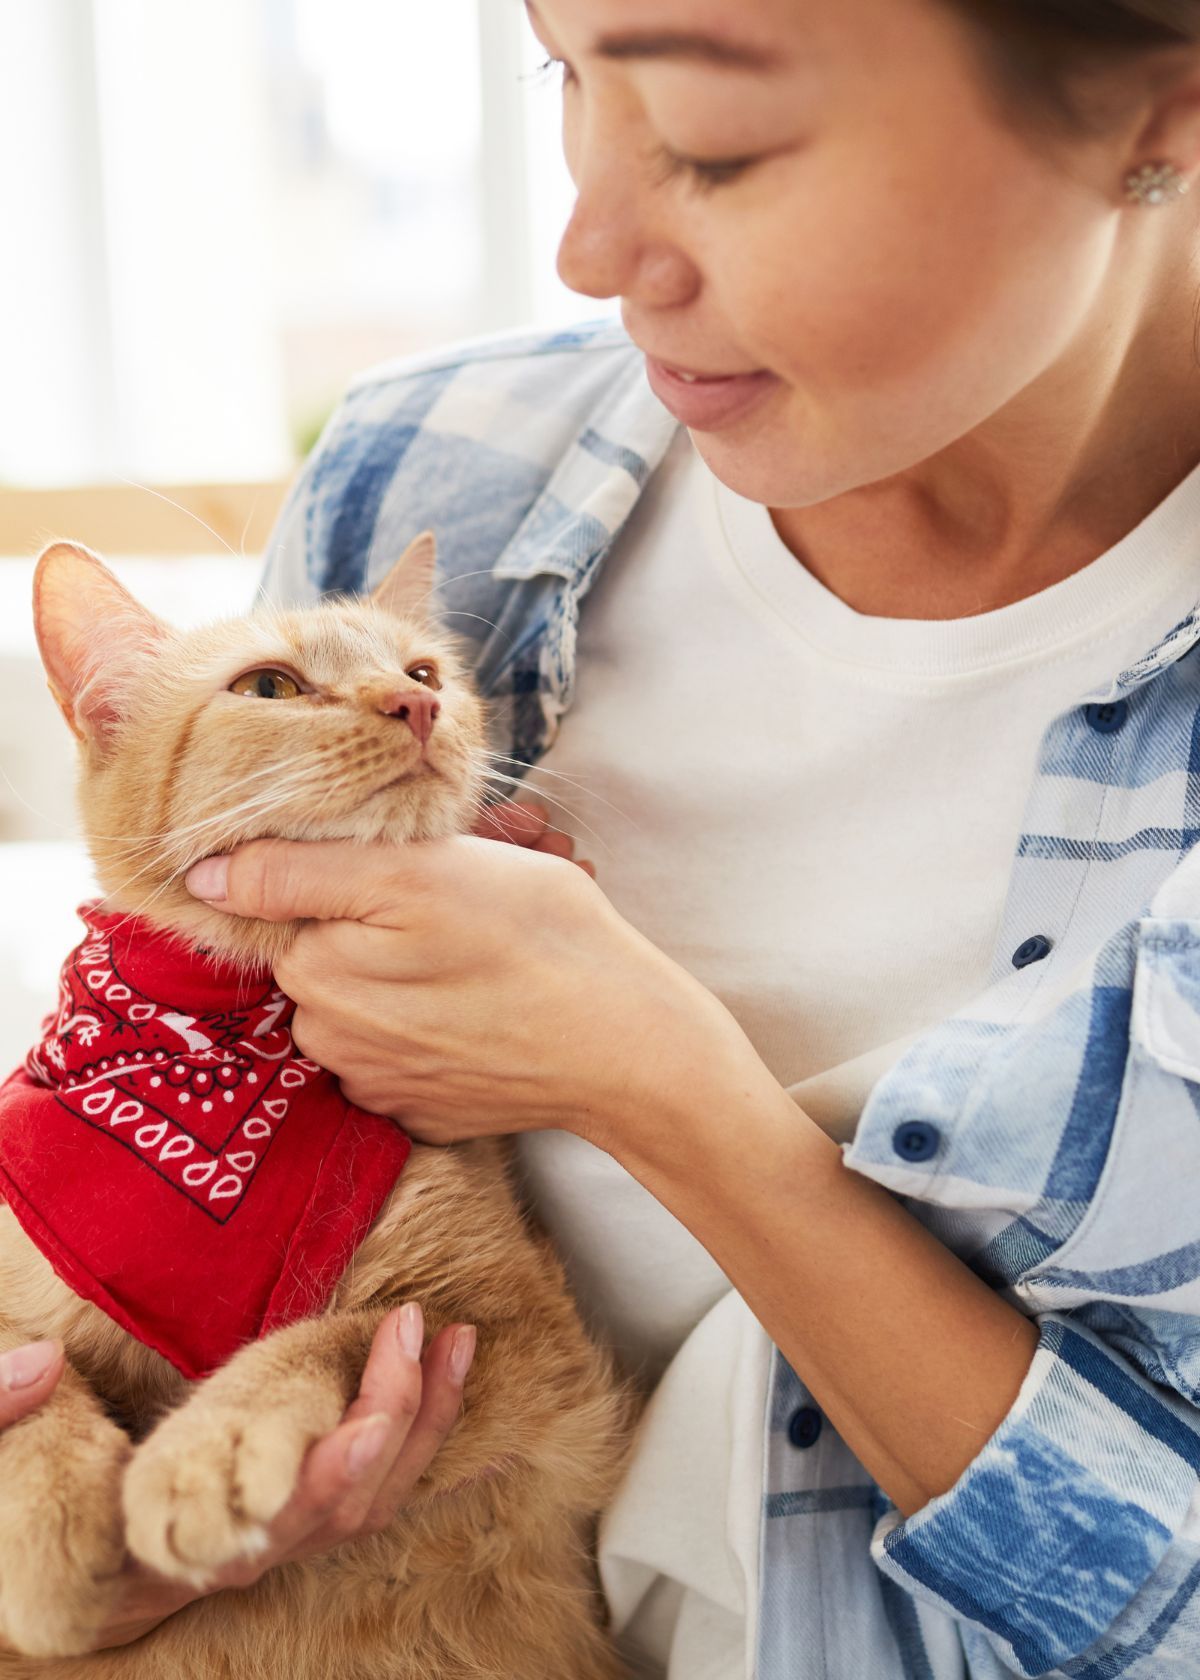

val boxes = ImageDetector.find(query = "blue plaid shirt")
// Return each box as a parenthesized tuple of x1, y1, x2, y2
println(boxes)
(261, 320, 1200, 1679)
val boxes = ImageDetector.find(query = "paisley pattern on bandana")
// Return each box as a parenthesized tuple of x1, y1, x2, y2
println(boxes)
(29, 919, 314, 1223)
(0, 904, 412, 1378)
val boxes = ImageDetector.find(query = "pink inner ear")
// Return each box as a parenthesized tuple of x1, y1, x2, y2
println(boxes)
(34, 543, 166, 741)
(372, 530, 438, 624)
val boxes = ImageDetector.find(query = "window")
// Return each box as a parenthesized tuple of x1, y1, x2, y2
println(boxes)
(0, 0, 604, 488)
(0, 3, 605, 1064)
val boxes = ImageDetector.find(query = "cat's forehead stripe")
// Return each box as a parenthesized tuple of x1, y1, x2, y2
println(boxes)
(283, 604, 450, 677)
(176, 603, 456, 691)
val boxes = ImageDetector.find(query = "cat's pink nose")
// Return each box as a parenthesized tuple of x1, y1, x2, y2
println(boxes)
(378, 690, 440, 745)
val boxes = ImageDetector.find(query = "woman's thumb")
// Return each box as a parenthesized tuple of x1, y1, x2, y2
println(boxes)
(0, 1340, 64, 1426)
(184, 839, 411, 925)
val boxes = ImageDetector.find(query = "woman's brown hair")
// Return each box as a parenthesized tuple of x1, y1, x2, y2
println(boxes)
(944, 0, 1200, 134)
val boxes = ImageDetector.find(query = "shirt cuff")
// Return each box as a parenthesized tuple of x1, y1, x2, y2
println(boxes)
(869, 1315, 1200, 1676)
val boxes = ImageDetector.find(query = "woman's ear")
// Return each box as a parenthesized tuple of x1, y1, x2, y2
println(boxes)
(370, 530, 438, 625)
(33, 541, 168, 748)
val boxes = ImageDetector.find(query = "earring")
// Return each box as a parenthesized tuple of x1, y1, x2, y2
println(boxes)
(1124, 161, 1192, 206)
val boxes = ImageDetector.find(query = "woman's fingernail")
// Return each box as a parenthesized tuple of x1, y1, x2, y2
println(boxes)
(449, 1326, 476, 1385)
(397, 1301, 424, 1362)
(1, 1340, 61, 1391)
(345, 1415, 391, 1479)
(184, 856, 230, 902)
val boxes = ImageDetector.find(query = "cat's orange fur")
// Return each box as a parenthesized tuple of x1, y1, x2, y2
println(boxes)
(0, 538, 636, 1679)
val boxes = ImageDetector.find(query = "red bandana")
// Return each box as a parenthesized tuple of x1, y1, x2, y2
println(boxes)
(0, 905, 412, 1379)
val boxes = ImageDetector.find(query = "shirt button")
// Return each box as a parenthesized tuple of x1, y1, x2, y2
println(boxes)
(788, 1406, 823, 1450)
(1012, 934, 1053, 969)
(892, 1121, 940, 1162)
(1083, 700, 1128, 735)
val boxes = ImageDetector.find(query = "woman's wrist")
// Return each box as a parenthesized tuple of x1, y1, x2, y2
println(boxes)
(594, 974, 816, 1186)
(602, 1025, 1038, 1516)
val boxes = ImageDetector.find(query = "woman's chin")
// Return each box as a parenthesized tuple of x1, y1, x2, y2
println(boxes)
(685, 399, 845, 511)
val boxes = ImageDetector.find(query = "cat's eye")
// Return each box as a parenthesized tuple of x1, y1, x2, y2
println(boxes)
(228, 668, 303, 701)
(406, 662, 442, 691)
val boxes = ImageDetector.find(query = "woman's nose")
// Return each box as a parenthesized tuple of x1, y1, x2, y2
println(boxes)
(557, 181, 700, 309)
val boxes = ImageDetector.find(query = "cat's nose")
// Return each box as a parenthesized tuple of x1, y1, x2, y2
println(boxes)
(377, 690, 440, 745)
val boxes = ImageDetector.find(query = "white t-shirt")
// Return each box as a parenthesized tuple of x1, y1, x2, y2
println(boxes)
(512, 432, 1200, 1679)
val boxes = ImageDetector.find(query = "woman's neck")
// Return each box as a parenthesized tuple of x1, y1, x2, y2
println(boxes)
(771, 221, 1200, 621)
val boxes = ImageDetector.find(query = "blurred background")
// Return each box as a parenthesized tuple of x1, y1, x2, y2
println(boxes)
(0, 0, 607, 1065)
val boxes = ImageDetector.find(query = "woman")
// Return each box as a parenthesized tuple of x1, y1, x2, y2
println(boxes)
(8, 0, 1200, 1672)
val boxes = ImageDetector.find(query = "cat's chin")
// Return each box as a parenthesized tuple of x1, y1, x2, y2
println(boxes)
(90, 791, 480, 974)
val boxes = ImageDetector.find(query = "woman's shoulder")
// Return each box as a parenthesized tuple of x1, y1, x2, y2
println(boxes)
(346, 316, 639, 393)
(261, 317, 675, 605)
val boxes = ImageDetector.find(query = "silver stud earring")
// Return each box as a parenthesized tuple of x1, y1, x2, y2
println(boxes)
(1124, 161, 1192, 206)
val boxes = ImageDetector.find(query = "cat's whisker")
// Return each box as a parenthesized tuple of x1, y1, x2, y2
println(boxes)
(99, 874, 190, 939)
(0, 758, 78, 838)
(150, 740, 414, 864)
(102, 736, 418, 940)
(436, 609, 513, 643)
(477, 764, 613, 856)
(483, 752, 639, 830)
(104, 750, 426, 916)
(414, 565, 524, 611)
(236, 496, 261, 565)
(107, 764, 325, 868)
(156, 774, 332, 860)
(0, 750, 321, 855)
(120, 759, 322, 853)
(102, 761, 332, 888)
(115, 478, 242, 562)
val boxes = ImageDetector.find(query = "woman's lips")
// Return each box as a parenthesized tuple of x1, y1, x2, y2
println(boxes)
(643, 355, 779, 431)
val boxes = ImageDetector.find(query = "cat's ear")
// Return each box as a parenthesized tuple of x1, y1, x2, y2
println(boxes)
(33, 541, 168, 748)
(370, 530, 438, 625)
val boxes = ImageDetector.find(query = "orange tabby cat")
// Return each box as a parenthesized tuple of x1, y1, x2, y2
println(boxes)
(0, 537, 635, 1680)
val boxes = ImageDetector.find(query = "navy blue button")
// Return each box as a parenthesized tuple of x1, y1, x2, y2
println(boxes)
(892, 1121, 940, 1162)
(1012, 934, 1053, 969)
(1084, 701, 1128, 735)
(787, 1406, 823, 1449)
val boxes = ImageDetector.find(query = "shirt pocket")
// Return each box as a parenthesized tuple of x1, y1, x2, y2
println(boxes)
(1130, 916, 1200, 1085)
(1014, 913, 1200, 1333)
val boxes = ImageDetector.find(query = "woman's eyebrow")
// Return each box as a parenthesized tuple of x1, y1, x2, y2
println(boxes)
(592, 31, 780, 71)
(522, 6, 778, 72)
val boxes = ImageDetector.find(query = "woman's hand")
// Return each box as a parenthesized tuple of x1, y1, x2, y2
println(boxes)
(468, 797, 596, 878)
(0, 1339, 66, 1423)
(183, 808, 747, 1151)
(1, 1309, 474, 1651)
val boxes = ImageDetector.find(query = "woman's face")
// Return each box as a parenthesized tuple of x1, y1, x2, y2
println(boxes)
(530, 0, 1143, 508)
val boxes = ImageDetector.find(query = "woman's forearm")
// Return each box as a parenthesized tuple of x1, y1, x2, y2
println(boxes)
(185, 834, 1038, 1514)
(606, 1050, 1039, 1518)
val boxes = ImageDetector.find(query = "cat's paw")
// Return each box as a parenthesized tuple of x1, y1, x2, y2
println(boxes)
(0, 1404, 128, 1657)
(123, 1398, 330, 1585)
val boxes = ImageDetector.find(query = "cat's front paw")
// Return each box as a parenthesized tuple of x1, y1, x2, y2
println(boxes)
(0, 1400, 128, 1657)
(123, 1397, 333, 1585)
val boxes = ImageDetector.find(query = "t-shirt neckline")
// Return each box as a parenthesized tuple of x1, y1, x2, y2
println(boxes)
(709, 451, 1200, 679)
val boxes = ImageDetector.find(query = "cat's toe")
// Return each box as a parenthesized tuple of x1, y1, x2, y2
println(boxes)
(123, 1407, 315, 1583)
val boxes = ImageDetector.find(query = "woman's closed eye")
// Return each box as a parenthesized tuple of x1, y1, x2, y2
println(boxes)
(652, 147, 760, 192)
(532, 52, 766, 193)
